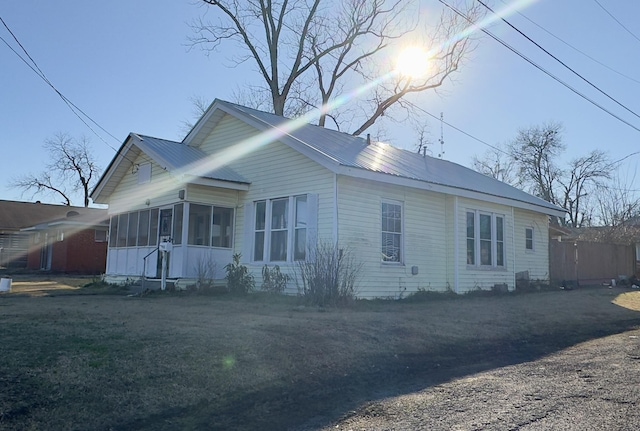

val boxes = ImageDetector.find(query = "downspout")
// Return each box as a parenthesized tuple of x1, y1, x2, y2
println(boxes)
(511, 207, 516, 291)
(334, 173, 339, 245)
(454, 196, 459, 294)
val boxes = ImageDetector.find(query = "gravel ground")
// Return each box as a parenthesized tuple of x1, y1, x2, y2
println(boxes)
(322, 328, 640, 430)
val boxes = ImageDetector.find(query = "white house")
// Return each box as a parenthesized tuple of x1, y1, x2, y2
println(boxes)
(91, 99, 565, 297)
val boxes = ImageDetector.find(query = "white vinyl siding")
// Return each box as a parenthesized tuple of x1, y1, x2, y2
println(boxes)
(107, 154, 180, 214)
(337, 176, 448, 298)
(514, 209, 550, 281)
(198, 114, 333, 286)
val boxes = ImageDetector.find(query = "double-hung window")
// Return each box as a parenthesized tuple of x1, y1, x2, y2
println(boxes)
(466, 210, 505, 268)
(252, 195, 311, 262)
(381, 201, 403, 263)
(525, 227, 534, 251)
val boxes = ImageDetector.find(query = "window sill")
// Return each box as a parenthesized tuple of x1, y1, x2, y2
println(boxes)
(186, 244, 233, 250)
(465, 265, 508, 272)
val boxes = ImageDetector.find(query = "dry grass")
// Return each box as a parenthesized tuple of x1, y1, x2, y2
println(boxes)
(0, 282, 639, 431)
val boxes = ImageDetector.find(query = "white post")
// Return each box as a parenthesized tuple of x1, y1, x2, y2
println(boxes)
(161, 249, 167, 291)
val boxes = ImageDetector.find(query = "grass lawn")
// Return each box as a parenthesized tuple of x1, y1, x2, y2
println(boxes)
(1, 281, 639, 430)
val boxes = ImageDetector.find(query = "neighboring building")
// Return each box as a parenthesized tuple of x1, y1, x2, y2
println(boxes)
(23, 211, 109, 274)
(90, 99, 565, 297)
(0, 199, 107, 273)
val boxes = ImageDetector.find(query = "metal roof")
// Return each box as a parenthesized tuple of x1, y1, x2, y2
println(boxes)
(133, 134, 250, 184)
(219, 101, 564, 215)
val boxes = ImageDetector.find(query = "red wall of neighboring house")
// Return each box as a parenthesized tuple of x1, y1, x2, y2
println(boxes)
(27, 229, 107, 274)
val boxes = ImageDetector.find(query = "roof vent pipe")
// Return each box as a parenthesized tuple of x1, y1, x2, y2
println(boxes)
(366, 133, 371, 145)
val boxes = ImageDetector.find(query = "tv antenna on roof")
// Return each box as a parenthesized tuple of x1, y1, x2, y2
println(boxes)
(438, 112, 445, 159)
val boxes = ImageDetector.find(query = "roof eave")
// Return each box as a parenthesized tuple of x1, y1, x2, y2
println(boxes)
(338, 166, 566, 217)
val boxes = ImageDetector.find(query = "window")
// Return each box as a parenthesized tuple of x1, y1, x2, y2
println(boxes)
(381, 201, 402, 263)
(109, 216, 118, 248)
(294, 196, 307, 261)
(127, 212, 138, 247)
(95, 230, 107, 243)
(270, 199, 289, 261)
(173, 204, 183, 245)
(466, 212, 475, 265)
(252, 195, 311, 262)
(138, 210, 150, 246)
(149, 209, 159, 246)
(212, 207, 233, 248)
(108, 208, 161, 248)
(479, 213, 492, 265)
(187, 204, 234, 248)
(254, 201, 266, 261)
(117, 213, 128, 247)
(525, 228, 534, 251)
(466, 210, 505, 268)
(188, 204, 211, 246)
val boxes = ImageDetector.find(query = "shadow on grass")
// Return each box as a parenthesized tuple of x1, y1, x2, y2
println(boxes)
(113, 302, 640, 431)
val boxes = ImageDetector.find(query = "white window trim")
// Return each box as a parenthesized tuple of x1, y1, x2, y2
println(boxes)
(466, 209, 505, 269)
(252, 195, 307, 263)
(381, 199, 404, 265)
(525, 227, 535, 252)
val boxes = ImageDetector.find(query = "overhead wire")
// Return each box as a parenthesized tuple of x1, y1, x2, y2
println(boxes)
(436, 0, 640, 134)
(0, 16, 121, 150)
(476, 0, 640, 122)
(592, 0, 640, 45)
(498, 0, 640, 86)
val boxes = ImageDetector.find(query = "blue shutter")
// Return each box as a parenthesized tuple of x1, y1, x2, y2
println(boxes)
(242, 202, 253, 264)
(306, 193, 319, 261)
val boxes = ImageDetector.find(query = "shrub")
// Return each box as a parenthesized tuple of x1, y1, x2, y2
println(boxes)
(225, 253, 254, 295)
(261, 265, 290, 294)
(296, 242, 361, 307)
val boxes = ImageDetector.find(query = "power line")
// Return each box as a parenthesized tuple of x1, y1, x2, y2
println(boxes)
(593, 0, 640, 45)
(498, 0, 640, 86)
(436, 0, 640, 134)
(477, 0, 640, 122)
(0, 16, 120, 149)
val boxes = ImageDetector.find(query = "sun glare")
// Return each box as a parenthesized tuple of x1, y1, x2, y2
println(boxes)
(396, 47, 429, 79)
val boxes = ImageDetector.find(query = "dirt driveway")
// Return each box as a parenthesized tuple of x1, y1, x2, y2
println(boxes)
(1, 280, 640, 430)
(319, 328, 640, 430)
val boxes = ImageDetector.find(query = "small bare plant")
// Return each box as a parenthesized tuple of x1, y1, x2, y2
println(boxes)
(194, 253, 217, 290)
(296, 242, 361, 307)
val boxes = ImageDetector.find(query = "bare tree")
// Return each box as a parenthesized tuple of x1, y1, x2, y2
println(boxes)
(181, 94, 212, 135)
(593, 169, 640, 237)
(557, 150, 611, 228)
(10, 133, 101, 207)
(471, 144, 519, 186)
(509, 122, 564, 204)
(190, 0, 483, 135)
(471, 123, 619, 228)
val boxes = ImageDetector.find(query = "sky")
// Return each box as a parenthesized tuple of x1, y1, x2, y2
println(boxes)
(1, 0, 639, 207)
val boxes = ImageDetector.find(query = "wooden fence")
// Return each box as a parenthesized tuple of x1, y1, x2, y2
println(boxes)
(549, 240, 637, 285)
